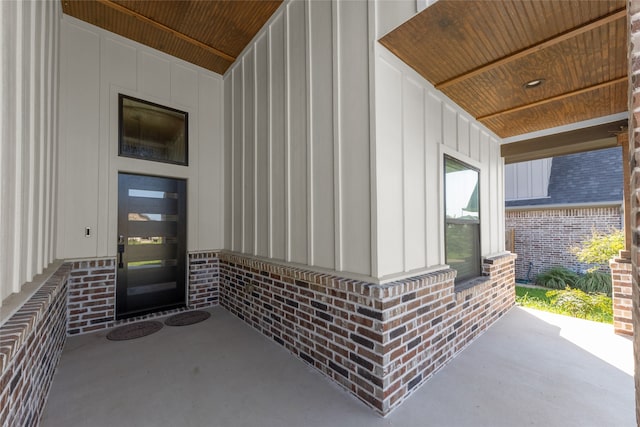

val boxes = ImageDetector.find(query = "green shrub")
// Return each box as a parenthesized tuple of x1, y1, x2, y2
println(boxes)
(546, 287, 612, 322)
(571, 228, 624, 271)
(574, 271, 612, 296)
(535, 267, 579, 289)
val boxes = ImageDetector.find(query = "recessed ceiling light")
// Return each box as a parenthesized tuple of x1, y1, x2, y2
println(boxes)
(523, 79, 545, 89)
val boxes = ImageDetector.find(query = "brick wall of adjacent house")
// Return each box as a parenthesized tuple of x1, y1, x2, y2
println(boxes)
(505, 206, 622, 281)
(67, 252, 220, 335)
(219, 252, 516, 415)
(628, 1, 640, 421)
(610, 251, 633, 336)
(0, 264, 70, 427)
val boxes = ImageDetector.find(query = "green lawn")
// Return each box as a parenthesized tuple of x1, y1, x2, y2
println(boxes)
(515, 286, 613, 324)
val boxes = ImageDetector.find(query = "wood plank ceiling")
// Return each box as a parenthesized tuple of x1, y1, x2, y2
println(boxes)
(63, 0, 628, 147)
(379, 0, 627, 139)
(61, 0, 283, 75)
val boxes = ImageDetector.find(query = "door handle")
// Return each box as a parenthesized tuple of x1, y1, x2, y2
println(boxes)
(118, 235, 125, 269)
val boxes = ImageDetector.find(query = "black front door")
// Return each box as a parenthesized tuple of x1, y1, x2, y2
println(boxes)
(117, 173, 187, 319)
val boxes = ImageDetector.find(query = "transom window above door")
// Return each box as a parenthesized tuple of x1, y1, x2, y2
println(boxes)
(119, 94, 188, 166)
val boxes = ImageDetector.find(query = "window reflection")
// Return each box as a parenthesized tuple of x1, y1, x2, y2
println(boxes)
(128, 189, 178, 199)
(444, 156, 481, 283)
(128, 213, 178, 222)
(127, 237, 177, 245)
(119, 95, 188, 166)
(128, 259, 178, 269)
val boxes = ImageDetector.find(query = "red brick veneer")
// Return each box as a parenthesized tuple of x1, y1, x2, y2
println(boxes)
(0, 264, 70, 426)
(67, 259, 116, 335)
(188, 252, 220, 308)
(219, 252, 516, 415)
(61, 250, 515, 415)
(67, 253, 221, 335)
(610, 251, 633, 336)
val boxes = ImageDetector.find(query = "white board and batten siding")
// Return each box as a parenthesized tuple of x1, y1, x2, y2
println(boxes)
(224, 1, 373, 278)
(374, 46, 506, 280)
(0, 1, 61, 304)
(57, 16, 225, 260)
(504, 159, 553, 201)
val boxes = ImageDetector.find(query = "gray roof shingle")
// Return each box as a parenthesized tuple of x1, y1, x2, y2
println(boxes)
(505, 146, 623, 207)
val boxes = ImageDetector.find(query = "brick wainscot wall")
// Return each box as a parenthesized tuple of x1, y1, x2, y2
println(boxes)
(220, 252, 516, 415)
(67, 252, 220, 335)
(2, 251, 515, 421)
(0, 264, 71, 426)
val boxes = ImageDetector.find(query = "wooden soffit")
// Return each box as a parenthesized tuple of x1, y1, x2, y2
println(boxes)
(379, 0, 627, 139)
(500, 119, 626, 164)
(61, 0, 283, 75)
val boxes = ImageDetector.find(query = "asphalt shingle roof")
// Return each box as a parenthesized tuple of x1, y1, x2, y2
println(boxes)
(505, 146, 623, 207)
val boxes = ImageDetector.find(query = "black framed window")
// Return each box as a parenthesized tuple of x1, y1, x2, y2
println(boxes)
(119, 94, 188, 166)
(444, 155, 480, 283)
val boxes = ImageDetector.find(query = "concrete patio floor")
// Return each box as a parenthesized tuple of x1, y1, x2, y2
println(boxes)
(41, 305, 634, 427)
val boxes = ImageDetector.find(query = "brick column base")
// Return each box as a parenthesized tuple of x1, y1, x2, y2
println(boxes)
(610, 251, 633, 336)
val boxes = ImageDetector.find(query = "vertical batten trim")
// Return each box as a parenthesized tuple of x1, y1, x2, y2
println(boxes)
(24, 1, 36, 281)
(253, 46, 259, 255)
(499, 153, 505, 252)
(13, 0, 24, 290)
(0, 0, 5, 302)
(305, 0, 314, 266)
(494, 140, 501, 253)
(241, 59, 246, 253)
(332, 0, 342, 271)
(219, 77, 226, 250)
(230, 70, 235, 251)
(368, 3, 378, 278)
(267, 24, 274, 259)
(422, 88, 429, 267)
(43, 1, 52, 266)
(96, 35, 109, 258)
(284, 4, 291, 262)
(488, 139, 495, 253)
(36, 1, 46, 273)
(47, 0, 55, 263)
(438, 101, 446, 265)
(400, 76, 407, 272)
(50, 1, 58, 262)
(490, 140, 496, 254)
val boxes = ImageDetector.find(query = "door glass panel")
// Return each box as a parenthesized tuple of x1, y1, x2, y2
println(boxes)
(128, 237, 177, 245)
(128, 259, 178, 269)
(128, 213, 179, 222)
(128, 189, 178, 199)
(127, 282, 177, 296)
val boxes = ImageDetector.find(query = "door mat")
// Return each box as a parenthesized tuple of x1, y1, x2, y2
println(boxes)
(164, 310, 211, 326)
(106, 321, 164, 341)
